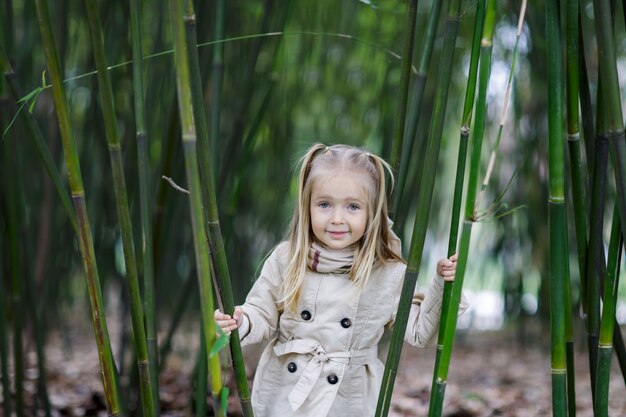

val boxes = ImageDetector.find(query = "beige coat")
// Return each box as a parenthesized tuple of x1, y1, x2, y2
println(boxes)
(239, 242, 469, 417)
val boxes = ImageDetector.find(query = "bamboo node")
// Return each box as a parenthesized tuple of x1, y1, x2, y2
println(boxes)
(481, 39, 492, 47)
(551, 368, 567, 375)
(137, 359, 149, 370)
(567, 132, 580, 142)
(549, 197, 565, 204)
(184, 14, 196, 23)
(460, 125, 470, 135)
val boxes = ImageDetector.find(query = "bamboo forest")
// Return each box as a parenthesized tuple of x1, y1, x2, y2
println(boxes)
(5, 0, 626, 415)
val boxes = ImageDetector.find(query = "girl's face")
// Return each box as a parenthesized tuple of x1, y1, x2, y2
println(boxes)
(309, 170, 369, 250)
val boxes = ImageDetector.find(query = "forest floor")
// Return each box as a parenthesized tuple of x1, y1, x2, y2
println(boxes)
(7, 321, 626, 417)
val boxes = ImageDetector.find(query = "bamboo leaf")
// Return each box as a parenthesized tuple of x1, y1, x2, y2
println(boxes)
(220, 387, 230, 415)
(209, 329, 230, 359)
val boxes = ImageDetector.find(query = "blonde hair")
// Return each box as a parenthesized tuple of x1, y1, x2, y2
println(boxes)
(279, 143, 404, 312)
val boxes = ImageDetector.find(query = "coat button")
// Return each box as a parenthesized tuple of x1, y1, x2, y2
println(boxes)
(301, 310, 312, 320)
(340, 318, 352, 328)
(327, 374, 339, 384)
(287, 362, 297, 373)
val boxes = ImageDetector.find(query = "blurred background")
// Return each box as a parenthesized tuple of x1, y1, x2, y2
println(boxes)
(1, 0, 625, 415)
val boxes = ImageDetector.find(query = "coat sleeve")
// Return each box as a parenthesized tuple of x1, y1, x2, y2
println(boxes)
(389, 272, 469, 348)
(238, 243, 288, 347)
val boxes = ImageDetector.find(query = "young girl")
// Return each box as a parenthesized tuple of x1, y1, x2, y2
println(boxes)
(215, 143, 468, 417)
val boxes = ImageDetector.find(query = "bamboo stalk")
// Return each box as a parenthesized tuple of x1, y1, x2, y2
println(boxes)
(83, 1, 155, 414)
(427, 0, 484, 414)
(34, 0, 121, 413)
(427, 2, 493, 416)
(0, 40, 13, 417)
(128, 0, 161, 412)
(195, 327, 208, 417)
(595, 206, 621, 416)
(0, 46, 79, 235)
(182, 0, 254, 413)
(389, 0, 419, 210)
(169, 0, 225, 415)
(0, 264, 10, 417)
(396, 0, 446, 216)
(592, 0, 626, 303)
(547, 0, 568, 413)
(376, 0, 462, 414)
(564, 2, 580, 414)
(1, 82, 25, 417)
(209, 0, 225, 168)
(586, 82, 609, 406)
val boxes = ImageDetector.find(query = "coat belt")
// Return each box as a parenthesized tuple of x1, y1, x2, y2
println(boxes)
(273, 339, 378, 411)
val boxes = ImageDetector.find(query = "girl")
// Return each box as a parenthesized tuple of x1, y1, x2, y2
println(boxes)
(215, 143, 468, 417)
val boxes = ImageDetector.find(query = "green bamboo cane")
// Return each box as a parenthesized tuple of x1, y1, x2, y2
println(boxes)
(592, 0, 626, 301)
(375, 0, 462, 414)
(34, 0, 121, 413)
(0, 46, 79, 235)
(577, 6, 626, 381)
(1, 74, 25, 417)
(83, 1, 155, 414)
(564, 1, 580, 413)
(389, 0, 419, 211)
(169, 1, 225, 415)
(396, 0, 445, 216)
(128, 0, 160, 412)
(547, 0, 568, 413)
(22, 253, 52, 417)
(427, 0, 484, 413)
(4, 145, 24, 417)
(577, 9, 595, 182)
(183, 0, 254, 414)
(595, 206, 621, 416)
(0, 263, 10, 417)
(209, 0, 225, 169)
(586, 80, 609, 406)
(0, 37, 13, 417)
(195, 327, 208, 417)
(158, 273, 195, 372)
(427, 2, 493, 415)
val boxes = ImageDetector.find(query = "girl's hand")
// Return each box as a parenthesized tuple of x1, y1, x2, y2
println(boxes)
(214, 306, 243, 335)
(437, 253, 458, 282)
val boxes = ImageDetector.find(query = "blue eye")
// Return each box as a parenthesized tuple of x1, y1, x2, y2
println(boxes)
(319, 202, 330, 208)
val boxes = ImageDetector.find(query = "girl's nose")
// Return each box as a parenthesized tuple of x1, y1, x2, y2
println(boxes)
(332, 208, 344, 223)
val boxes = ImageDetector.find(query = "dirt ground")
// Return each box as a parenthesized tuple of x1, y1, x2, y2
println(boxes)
(6, 323, 626, 417)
